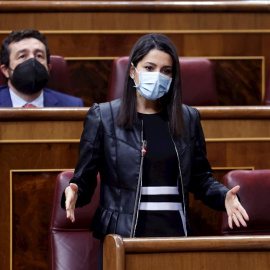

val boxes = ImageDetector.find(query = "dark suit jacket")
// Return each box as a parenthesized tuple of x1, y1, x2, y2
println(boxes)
(0, 86, 84, 107)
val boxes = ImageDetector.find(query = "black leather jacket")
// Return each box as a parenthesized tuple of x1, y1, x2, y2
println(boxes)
(68, 99, 229, 239)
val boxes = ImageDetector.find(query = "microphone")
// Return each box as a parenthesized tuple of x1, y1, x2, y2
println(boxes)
(141, 140, 147, 156)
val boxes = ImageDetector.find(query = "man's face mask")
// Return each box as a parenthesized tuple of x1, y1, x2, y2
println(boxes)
(133, 65, 172, 100)
(9, 58, 49, 94)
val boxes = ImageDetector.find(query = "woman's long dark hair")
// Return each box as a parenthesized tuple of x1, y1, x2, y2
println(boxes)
(117, 33, 184, 137)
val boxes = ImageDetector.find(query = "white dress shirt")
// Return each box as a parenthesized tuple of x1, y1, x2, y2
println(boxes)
(9, 88, 44, 107)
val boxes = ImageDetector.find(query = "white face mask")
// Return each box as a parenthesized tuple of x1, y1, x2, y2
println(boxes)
(133, 66, 172, 100)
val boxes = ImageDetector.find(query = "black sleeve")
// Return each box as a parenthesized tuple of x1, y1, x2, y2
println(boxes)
(189, 108, 229, 211)
(61, 103, 103, 209)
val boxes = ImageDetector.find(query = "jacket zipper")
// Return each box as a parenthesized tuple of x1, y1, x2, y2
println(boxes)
(130, 120, 146, 237)
(130, 121, 186, 237)
(168, 123, 186, 219)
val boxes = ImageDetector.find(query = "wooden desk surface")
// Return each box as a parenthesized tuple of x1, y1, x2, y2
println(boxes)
(104, 234, 270, 270)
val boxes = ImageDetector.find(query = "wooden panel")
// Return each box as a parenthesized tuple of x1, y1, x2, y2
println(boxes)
(1, 107, 270, 269)
(202, 119, 270, 138)
(212, 59, 262, 105)
(11, 171, 61, 270)
(0, 31, 268, 106)
(66, 58, 262, 106)
(3, 144, 79, 270)
(125, 252, 270, 270)
(68, 59, 112, 106)
(0, 31, 267, 106)
(0, 121, 83, 140)
(2, 12, 270, 31)
(0, 32, 270, 57)
(0, 111, 83, 270)
(40, 57, 259, 106)
(103, 234, 270, 270)
(1, 32, 267, 58)
(207, 141, 270, 170)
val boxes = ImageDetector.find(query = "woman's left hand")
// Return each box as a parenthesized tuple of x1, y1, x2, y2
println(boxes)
(225, 185, 249, 229)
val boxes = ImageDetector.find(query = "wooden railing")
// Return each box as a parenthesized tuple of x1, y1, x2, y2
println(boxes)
(104, 234, 270, 270)
(0, 1, 270, 13)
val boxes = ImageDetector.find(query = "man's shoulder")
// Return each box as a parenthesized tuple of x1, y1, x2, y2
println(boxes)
(43, 88, 84, 107)
(43, 88, 80, 100)
(0, 86, 12, 107)
(0, 85, 8, 91)
(0, 85, 10, 98)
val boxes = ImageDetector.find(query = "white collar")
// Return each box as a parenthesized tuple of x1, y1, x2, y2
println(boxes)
(9, 88, 44, 107)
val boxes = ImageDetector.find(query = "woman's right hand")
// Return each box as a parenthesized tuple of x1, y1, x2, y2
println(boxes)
(65, 183, 78, 222)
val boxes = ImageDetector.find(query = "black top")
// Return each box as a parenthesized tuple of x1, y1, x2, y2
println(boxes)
(135, 111, 185, 237)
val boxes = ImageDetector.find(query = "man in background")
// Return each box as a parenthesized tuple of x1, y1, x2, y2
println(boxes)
(0, 29, 84, 107)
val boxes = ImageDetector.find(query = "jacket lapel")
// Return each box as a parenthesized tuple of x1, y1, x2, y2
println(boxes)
(43, 88, 59, 107)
